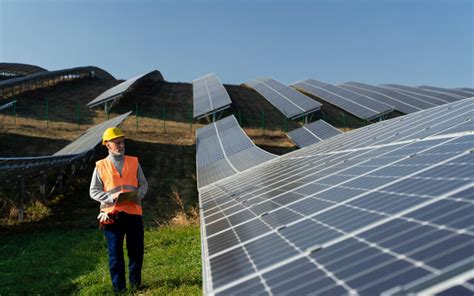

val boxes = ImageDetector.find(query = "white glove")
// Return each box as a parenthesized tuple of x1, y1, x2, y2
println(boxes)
(97, 212, 109, 223)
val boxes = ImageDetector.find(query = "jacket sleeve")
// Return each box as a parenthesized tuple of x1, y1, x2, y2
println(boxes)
(137, 163, 148, 200)
(90, 167, 115, 204)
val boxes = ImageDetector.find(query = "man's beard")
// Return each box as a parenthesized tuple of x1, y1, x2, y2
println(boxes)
(111, 149, 125, 156)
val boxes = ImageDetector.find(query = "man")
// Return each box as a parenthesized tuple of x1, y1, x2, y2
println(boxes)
(90, 127, 148, 292)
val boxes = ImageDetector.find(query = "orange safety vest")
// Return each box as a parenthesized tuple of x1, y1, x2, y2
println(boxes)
(96, 155, 142, 215)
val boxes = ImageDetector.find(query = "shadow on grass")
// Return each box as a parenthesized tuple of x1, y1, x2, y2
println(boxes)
(10, 77, 118, 125)
(0, 133, 70, 156)
(0, 228, 106, 295)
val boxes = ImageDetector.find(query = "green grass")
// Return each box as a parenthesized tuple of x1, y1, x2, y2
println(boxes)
(0, 225, 202, 295)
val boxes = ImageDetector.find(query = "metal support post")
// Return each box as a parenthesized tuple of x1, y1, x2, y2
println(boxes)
(40, 174, 47, 198)
(45, 97, 49, 128)
(135, 104, 139, 132)
(162, 107, 166, 133)
(18, 176, 25, 222)
(58, 172, 63, 194)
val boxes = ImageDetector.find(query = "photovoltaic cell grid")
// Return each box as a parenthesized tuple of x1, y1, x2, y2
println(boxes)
(0, 112, 131, 179)
(0, 62, 48, 76)
(292, 79, 394, 120)
(338, 82, 421, 114)
(381, 84, 461, 104)
(343, 81, 437, 112)
(287, 120, 342, 148)
(0, 100, 16, 111)
(87, 70, 164, 108)
(193, 73, 232, 118)
(457, 88, 474, 94)
(0, 66, 115, 88)
(418, 85, 473, 99)
(244, 77, 321, 119)
(54, 111, 132, 155)
(196, 115, 276, 188)
(198, 98, 474, 295)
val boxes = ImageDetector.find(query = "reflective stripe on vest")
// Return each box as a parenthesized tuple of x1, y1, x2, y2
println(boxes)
(96, 155, 142, 215)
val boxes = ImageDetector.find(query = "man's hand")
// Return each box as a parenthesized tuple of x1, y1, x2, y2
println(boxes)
(97, 212, 109, 223)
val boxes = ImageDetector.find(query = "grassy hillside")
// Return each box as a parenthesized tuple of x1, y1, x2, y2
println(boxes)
(0, 76, 300, 294)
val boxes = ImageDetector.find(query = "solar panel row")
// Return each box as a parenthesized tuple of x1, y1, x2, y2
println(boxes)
(293, 79, 394, 120)
(0, 112, 132, 179)
(193, 73, 232, 118)
(196, 115, 276, 188)
(54, 111, 132, 155)
(0, 66, 116, 99)
(244, 77, 321, 119)
(343, 81, 437, 113)
(381, 84, 457, 104)
(87, 70, 164, 108)
(287, 120, 342, 148)
(457, 88, 474, 94)
(198, 98, 473, 295)
(0, 66, 115, 88)
(338, 82, 422, 114)
(0, 100, 16, 111)
(0, 62, 48, 76)
(418, 85, 473, 99)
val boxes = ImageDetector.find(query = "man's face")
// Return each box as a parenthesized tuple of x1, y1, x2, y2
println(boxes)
(106, 137, 125, 155)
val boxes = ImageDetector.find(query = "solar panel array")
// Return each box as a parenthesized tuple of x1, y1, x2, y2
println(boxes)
(385, 258, 474, 295)
(0, 100, 16, 111)
(0, 66, 115, 99)
(344, 81, 440, 111)
(287, 120, 342, 148)
(198, 98, 474, 295)
(244, 78, 321, 119)
(87, 70, 164, 108)
(293, 79, 394, 120)
(0, 112, 131, 179)
(196, 115, 276, 188)
(0, 62, 48, 76)
(0, 66, 115, 88)
(458, 88, 474, 94)
(418, 85, 473, 99)
(193, 73, 232, 118)
(381, 84, 459, 104)
(339, 82, 423, 114)
(54, 111, 132, 155)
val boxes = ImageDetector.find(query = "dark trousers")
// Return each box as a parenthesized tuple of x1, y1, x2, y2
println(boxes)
(104, 212, 144, 292)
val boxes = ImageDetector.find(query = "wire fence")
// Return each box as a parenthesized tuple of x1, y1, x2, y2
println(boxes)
(0, 98, 370, 135)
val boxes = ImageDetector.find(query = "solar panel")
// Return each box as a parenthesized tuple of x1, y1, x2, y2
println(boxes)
(0, 100, 16, 111)
(292, 79, 393, 120)
(384, 258, 474, 295)
(87, 70, 164, 109)
(456, 88, 474, 95)
(287, 120, 342, 148)
(384, 84, 463, 103)
(0, 66, 115, 99)
(196, 115, 276, 188)
(344, 81, 436, 111)
(380, 84, 452, 105)
(0, 66, 115, 88)
(338, 82, 421, 114)
(198, 98, 474, 295)
(418, 86, 473, 99)
(244, 78, 321, 119)
(193, 73, 232, 119)
(0, 62, 47, 76)
(54, 111, 132, 155)
(0, 112, 132, 179)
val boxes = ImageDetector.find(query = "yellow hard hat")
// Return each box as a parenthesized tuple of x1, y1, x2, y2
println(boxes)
(102, 127, 124, 145)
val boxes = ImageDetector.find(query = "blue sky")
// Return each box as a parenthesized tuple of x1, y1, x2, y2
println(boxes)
(0, 0, 472, 87)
